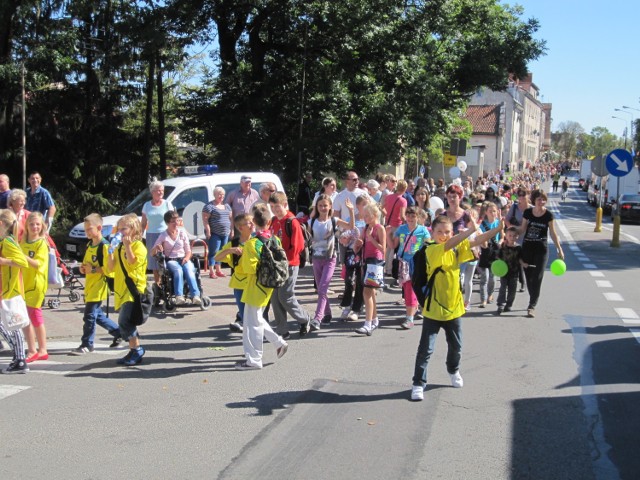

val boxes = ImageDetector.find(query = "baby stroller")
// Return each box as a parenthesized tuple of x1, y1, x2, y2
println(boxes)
(153, 252, 211, 312)
(46, 236, 83, 308)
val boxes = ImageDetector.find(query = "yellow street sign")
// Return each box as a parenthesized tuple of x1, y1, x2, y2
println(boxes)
(444, 153, 456, 167)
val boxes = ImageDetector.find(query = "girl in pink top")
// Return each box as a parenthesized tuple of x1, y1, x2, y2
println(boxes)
(383, 179, 407, 275)
(355, 203, 386, 336)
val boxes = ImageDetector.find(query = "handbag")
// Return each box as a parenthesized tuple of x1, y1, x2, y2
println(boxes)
(363, 261, 385, 288)
(344, 248, 361, 268)
(48, 247, 64, 289)
(398, 258, 411, 284)
(396, 228, 416, 284)
(117, 246, 154, 326)
(0, 295, 30, 331)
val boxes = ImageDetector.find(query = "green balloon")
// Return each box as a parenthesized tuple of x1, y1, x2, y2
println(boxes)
(550, 259, 566, 276)
(491, 259, 508, 277)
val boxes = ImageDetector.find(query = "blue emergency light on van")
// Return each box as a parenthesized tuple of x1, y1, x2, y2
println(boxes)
(178, 165, 219, 176)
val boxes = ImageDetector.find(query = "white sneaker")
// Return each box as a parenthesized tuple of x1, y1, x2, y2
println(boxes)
(411, 385, 424, 401)
(347, 310, 359, 322)
(450, 371, 464, 388)
(175, 295, 186, 305)
(341, 307, 351, 319)
(192, 296, 202, 305)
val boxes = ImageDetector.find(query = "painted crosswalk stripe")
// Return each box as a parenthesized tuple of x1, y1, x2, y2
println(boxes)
(589, 271, 605, 277)
(0, 385, 31, 400)
(603, 292, 624, 302)
(595, 280, 613, 288)
(615, 308, 640, 324)
(569, 245, 580, 251)
(26, 361, 84, 375)
(583, 264, 597, 269)
(630, 329, 640, 345)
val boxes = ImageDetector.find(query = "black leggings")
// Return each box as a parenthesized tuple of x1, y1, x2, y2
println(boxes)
(524, 248, 548, 309)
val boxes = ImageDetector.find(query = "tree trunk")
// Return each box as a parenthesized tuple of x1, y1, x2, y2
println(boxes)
(156, 52, 166, 179)
(143, 55, 155, 181)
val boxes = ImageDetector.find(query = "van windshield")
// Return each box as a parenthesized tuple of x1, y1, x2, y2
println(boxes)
(119, 186, 176, 215)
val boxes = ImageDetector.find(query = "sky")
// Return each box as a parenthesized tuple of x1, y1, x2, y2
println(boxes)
(511, 0, 640, 138)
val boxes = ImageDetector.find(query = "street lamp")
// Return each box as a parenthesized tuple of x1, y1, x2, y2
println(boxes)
(614, 108, 633, 151)
(623, 106, 639, 151)
(612, 116, 628, 149)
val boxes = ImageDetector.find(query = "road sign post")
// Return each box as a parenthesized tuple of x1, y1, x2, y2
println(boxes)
(591, 155, 605, 232)
(605, 149, 634, 247)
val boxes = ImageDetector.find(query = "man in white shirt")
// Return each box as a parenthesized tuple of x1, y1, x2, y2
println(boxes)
(333, 170, 367, 266)
(333, 170, 367, 223)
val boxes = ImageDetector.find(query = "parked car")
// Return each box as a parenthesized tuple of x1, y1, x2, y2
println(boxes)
(616, 193, 640, 223)
(65, 165, 284, 259)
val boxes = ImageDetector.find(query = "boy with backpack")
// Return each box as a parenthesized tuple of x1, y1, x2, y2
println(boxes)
(70, 213, 122, 355)
(268, 192, 313, 338)
(236, 203, 289, 370)
(410, 214, 504, 401)
(214, 213, 254, 333)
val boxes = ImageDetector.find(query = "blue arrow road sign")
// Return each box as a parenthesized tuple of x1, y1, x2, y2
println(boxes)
(605, 149, 634, 177)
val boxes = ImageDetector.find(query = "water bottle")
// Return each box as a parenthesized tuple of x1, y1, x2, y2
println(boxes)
(108, 232, 123, 254)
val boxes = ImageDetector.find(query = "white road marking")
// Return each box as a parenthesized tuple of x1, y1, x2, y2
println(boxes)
(595, 280, 613, 288)
(603, 292, 624, 302)
(630, 329, 640, 345)
(614, 308, 639, 320)
(583, 264, 598, 269)
(0, 384, 31, 400)
(569, 245, 580, 251)
(589, 271, 605, 277)
(47, 341, 124, 356)
(26, 360, 84, 375)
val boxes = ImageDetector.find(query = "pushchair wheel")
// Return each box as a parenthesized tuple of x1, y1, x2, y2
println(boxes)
(152, 284, 162, 307)
(165, 298, 177, 312)
(200, 296, 211, 311)
(49, 298, 61, 309)
(69, 291, 80, 302)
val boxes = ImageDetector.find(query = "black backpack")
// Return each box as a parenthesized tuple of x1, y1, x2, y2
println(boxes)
(229, 237, 241, 272)
(255, 234, 289, 288)
(284, 217, 312, 268)
(411, 241, 435, 308)
(94, 238, 115, 292)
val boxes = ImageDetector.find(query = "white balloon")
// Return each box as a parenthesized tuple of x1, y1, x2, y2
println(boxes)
(429, 196, 445, 211)
(457, 160, 467, 172)
(449, 166, 461, 178)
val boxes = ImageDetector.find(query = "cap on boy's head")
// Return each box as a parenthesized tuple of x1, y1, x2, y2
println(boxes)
(241, 175, 252, 183)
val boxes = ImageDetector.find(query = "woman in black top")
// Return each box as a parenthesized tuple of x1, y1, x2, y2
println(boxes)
(519, 189, 564, 317)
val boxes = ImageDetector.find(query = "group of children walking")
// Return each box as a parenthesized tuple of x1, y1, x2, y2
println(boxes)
(0, 182, 536, 408)
(0, 210, 149, 373)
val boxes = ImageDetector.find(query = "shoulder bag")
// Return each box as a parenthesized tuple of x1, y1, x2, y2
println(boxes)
(117, 245, 153, 326)
(0, 295, 30, 331)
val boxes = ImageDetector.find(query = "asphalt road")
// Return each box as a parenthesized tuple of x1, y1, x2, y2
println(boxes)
(1, 182, 639, 480)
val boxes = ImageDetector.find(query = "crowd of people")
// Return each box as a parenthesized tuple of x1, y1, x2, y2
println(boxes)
(0, 165, 566, 400)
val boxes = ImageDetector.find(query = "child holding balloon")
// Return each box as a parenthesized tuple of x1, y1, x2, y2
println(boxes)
(495, 226, 525, 315)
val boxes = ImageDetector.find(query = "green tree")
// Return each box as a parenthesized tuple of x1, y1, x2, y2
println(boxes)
(180, 0, 544, 183)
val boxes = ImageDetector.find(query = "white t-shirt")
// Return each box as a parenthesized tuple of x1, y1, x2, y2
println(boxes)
(308, 217, 337, 259)
(333, 188, 367, 223)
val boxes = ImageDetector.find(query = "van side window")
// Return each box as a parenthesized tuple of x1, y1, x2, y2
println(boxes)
(173, 186, 208, 216)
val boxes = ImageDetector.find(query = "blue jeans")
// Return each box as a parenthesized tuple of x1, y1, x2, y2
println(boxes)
(81, 301, 120, 347)
(233, 288, 245, 323)
(207, 233, 228, 266)
(118, 302, 138, 341)
(412, 317, 462, 387)
(478, 266, 495, 302)
(167, 260, 200, 297)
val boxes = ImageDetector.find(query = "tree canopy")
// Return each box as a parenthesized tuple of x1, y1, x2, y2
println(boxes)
(1, 0, 545, 235)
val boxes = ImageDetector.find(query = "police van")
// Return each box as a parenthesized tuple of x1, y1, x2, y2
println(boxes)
(65, 165, 283, 259)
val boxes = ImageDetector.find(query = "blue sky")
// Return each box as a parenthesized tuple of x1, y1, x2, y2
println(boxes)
(511, 0, 639, 137)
